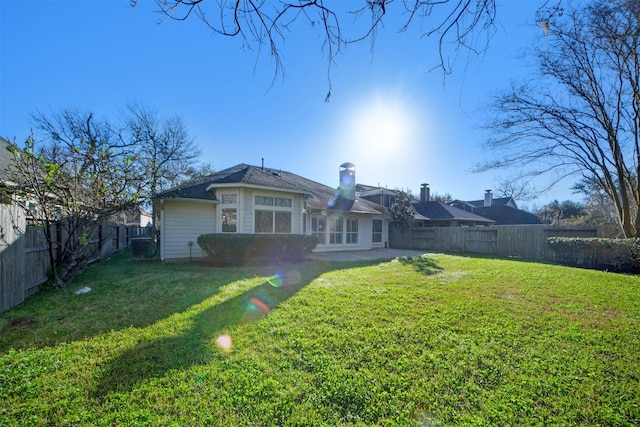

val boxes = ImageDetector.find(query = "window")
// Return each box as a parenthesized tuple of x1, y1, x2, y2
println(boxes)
(312, 215, 326, 244)
(255, 196, 273, 206)
(254, 195, 293, 234)
(275, 197, 292, 207)
(346, 217, 358, 244)
(220, 192, 238, 233)
(221, 194, 238, 204)
(255, 210, 292, 233)
(372, 219, 383, 243)
(222, 208, 237, 232)
(275, 211, 292, 233)
(256, 196, 292, 207)
(329, 216, 343, 244)
(255, 210, 273, 233)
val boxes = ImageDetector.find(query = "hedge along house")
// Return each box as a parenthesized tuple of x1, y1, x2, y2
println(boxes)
(153, 162, 389, 261)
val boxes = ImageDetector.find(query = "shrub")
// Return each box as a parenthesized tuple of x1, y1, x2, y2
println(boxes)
(197, 234, 318, 266)
(546, 237, 640, 272)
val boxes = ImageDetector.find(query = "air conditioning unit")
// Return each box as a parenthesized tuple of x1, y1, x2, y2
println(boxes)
(131, 237, 154, 259)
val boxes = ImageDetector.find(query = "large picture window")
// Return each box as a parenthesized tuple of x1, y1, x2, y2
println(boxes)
(311, 215, 326, 244)
(329, 216, 343, 244)
(346, 217, 358, 244)
(372, 219, 383, 243)
(254, 195, 293, 234)
(255, 210, 292, 233)
(275, 211, 292, 233)
(255, 210, 273, 233)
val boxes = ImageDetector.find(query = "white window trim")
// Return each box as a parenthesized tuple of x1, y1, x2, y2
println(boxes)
(253, 194, 293, 234)
(329, 215, 344, 245)
(219, 191, 239, 233)
(372, 219, 383, 243)
(311, 213, 326, 244)
(346, 216, 358, 245)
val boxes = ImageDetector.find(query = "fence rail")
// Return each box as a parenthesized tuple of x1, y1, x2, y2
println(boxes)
(390, 224, 617, 261)
(1, 203, 145, 313)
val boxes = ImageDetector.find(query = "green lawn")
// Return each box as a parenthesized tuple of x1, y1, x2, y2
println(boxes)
(1, 251, 638, 426)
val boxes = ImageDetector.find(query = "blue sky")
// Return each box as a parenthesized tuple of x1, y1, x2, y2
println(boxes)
(1, 0, 575, 207)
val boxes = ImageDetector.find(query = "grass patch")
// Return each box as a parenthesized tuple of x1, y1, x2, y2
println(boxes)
(1, 250, 639, 425)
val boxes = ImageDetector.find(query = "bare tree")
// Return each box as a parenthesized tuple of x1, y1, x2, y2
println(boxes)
(133, 0, 560, 100)
(125, 103, 201, 219)
(573, 178, 620, 226)
(495, 177, 537, 201)
(478, 0, 640, 237)
(7, 111, 143, 286)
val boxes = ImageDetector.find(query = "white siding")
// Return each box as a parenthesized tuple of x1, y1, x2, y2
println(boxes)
(241, 189, 252, 233)
(161, 188, 387, 259)
(162, 200, 216, 261)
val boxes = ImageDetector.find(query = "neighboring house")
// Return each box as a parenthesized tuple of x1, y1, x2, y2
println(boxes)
(117, 206, 153, 227)
(356, 183, 399, 208)
(359, 183, 494, 227)
(470, 205, 542, 225)
(451, 190, 542, 225)
(0, 137, 13, 187)
(451, 190, 519, 211)
(0, 136, 19, 206)
(411, 184, 494, 227)
(153, 162, 389, 261)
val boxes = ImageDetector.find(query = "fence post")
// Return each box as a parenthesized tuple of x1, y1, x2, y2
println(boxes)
(0, 203, 27, 313)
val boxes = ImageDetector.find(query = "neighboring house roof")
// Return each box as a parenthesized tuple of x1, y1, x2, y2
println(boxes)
(471, 205, 542, 225)
(461, 196, 517, 209)
(156, 163, 385, 215)
(0, 137, 14, 183)
(356, 184, 396, 195)
(412, 201, 494, 225)
(357, 187, 398, 198)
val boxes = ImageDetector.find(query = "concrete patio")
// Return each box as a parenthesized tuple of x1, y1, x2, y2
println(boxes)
(306, 248, 429, 262)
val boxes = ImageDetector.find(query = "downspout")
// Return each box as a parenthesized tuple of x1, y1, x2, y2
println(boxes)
(302, 197, 308, 235)
(160, 198, 165, 261)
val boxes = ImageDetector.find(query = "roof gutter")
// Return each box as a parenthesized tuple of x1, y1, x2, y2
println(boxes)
(206, 182, 313, 197)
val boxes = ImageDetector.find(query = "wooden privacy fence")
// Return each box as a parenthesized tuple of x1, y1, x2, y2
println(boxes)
(390, 224, 614, 260)
(0, 203, 143, 313)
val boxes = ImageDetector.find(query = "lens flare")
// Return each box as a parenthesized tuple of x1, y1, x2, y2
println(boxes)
(327, 192, 339, 208)
(246, 292, 275, 318)
(215, 334, 233, 352)
(249, 296, 270, 314)
(265, 270, 284, 287)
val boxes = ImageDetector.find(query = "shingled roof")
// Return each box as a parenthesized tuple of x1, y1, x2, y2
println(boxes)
(156, 163, 385, 215)
(0, 137, 14, 182)
(471, 205, 542, 225)
(465, 196, 516, 208)
(412, 200, 494, 225)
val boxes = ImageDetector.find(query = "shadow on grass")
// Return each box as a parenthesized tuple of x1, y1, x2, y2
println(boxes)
(91, 259, 384, 398)
(399, 255, 444, 275)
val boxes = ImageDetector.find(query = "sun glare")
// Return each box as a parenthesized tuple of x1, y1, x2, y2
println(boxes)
(333, 89, 430, 188)
(349, 94, 417, 154)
